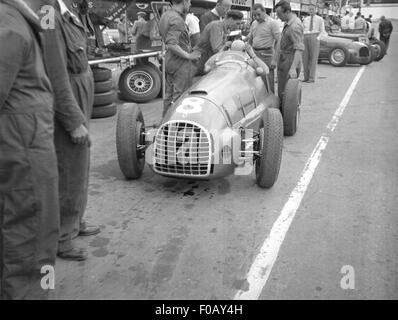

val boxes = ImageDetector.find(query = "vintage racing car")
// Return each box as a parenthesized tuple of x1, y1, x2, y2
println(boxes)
(318, 33, 375, 67)
(327, 29, 386, 62)
(115, 48, 302, 188)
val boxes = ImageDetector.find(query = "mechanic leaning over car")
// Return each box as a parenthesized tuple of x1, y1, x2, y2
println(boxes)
(247, 3, 281, 92)
(0, 0, 59, 299)
(302, 4, 325, 83)
(159, 0, 201, 118)
(194, 10, 243, 75)
(274, 0, 304, 105)
(44, 0, 100, 262)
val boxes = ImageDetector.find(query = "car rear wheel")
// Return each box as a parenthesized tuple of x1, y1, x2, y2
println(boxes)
(116, 103, 146, 179)
(119, 63, 161, 103)
(329, 47, 348, 67)
(281, 79, 301, 136)
(255, 108, 283, 189)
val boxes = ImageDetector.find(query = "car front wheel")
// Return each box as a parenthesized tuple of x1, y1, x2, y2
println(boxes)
(329, 47, 348, 67)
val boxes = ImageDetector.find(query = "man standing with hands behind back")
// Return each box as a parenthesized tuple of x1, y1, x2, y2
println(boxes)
(302, 4, 325, 83)
(159, 0, 201, 118)
(274, 0, 304, 104)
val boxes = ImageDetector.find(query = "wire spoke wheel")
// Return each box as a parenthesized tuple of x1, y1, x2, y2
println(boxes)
(127, 71, 153, 94)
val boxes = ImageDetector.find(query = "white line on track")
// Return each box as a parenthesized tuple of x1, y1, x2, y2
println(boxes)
(234, 66, 366, 300)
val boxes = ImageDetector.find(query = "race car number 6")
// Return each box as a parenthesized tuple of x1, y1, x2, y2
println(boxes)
(176, 97, 203, 114)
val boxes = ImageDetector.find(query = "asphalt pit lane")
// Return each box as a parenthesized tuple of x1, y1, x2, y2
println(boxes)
(108, 220, 117, 226)
(163, 180, 179, 188)
(91, 159, 124, 180)
(184, 203, 195, 210)
(183, 189, 195, 196)
(151, 228, 188, 284)
(89, 236, 110, 248)
(218, 179, 231, 195)
(92, 247, 109, 257)
(233, 278, 250, 291)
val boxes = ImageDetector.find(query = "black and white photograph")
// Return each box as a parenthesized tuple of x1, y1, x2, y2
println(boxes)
(0, 0, 397, 307)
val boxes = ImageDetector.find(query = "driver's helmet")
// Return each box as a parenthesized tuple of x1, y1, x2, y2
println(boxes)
(230, 39, 245, 52)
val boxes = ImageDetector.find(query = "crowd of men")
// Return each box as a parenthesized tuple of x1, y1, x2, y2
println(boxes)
(0, 0, 394, 300)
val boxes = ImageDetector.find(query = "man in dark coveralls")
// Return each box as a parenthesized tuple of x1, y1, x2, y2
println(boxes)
(274, 0, 304, 104)
(43, 0, 100, 261)
(159, 0, 201, 118)
(0, 0, 59, 299)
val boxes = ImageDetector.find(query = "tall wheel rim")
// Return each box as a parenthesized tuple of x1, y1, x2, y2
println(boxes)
(331, 49, 345, 64)
(127, 71, 154, 94)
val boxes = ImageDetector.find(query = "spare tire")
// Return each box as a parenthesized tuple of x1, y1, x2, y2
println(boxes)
(119, 64, 161, 103)
(95, 79, 113, 93)
(91, 103, 117, 119)
(94, 90, 116, 107)
(92, 67, 112, 82)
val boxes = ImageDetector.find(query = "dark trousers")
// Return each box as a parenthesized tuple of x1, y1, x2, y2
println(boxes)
(277, 52, 301, 105)
(163, 61, 195, 118)
(303, 34, 320, 82)
(56, 70, 94, 253)
(380, 35, 390, 53)
(254, 48, 275, 93)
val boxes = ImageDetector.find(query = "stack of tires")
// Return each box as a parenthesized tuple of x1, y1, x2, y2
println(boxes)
(91, 67, 117, 119)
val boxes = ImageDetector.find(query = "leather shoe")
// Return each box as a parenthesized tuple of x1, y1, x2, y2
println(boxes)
(79, 223, 101, 237)
(57, 248, 88, 261)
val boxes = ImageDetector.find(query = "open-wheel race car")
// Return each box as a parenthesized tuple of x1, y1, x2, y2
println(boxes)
(318, 34, 375, 67)
(115, 48, 301, 188)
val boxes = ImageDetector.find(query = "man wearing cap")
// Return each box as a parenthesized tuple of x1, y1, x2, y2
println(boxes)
(132, 11, 147, 49)
(302, 4, 325, 83)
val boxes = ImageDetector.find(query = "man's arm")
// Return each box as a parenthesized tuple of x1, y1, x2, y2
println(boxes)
(165, 16, 200, 60)
(288, 23, 305, 78)
(0, 29, 24, 109)
(271, 21, 281, 69)
(199, 12, 210, 32)
(317, 17, 326, 40)
(209, 24, 225, 53)
(247, 23, 254, 45)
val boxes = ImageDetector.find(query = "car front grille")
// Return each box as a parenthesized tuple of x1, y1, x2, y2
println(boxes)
(359, 46, 369, 57)
(153, 121, 212, 177)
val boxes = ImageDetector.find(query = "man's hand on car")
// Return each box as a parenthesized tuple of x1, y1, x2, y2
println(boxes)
(70, 124, 91, 146)
(187, 51, 201, 61)
(288, 68, 298, 79)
